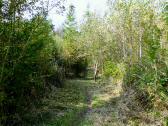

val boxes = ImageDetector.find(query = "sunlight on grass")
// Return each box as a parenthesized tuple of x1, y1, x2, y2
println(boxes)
(91, 81, 122, 108)
(80, 80, 124, 126)
(22, 79, 92, 125)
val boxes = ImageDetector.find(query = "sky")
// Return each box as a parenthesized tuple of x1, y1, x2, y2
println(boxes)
(47, 0, 108, 29)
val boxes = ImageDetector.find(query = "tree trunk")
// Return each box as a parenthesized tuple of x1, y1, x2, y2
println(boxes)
(94, 63, 98, 82)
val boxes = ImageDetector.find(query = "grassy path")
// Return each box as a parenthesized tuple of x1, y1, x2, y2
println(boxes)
(70, 80, 93, 126)
(23, 79, 92, 126)
(41, 78, 124, 126)
(24, 78, 124, 126)
(24, 78, 167, 125)
(36, 78, 124, 126)
(79, 79, 123, 126)
(35, 77, 168, 126)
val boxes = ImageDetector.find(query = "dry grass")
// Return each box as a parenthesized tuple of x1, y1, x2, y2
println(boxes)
(80, 79, 168, 126)
(80, 79, 124, 126)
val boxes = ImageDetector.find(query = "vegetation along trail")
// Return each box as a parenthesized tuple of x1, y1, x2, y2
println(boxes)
(1, 0, 168, 126)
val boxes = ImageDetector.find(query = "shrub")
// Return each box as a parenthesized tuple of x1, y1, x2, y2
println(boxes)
(104, 61, 124, 79)
(0, 17, 65, 124)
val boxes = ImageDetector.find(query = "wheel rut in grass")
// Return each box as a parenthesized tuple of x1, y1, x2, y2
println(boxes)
(79, 80, 123, 126)
(70, 79, 94, 126)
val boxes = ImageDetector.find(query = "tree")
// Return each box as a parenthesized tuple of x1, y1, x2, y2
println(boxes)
(80, 13, 113, 80)
(0, 0, 65, 124)
(62, 5, 88, 77)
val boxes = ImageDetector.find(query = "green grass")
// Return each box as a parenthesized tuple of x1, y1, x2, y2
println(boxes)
(22, 79, 92, 126)
(79, 80, 123, 126)
(43, 79, 89, 126)
(23, 78, 168, 126)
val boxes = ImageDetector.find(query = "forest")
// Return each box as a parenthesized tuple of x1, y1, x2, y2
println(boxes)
(0, 0, 168, 126)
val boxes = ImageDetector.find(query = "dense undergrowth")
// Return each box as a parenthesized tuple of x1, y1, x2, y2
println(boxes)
(1, 0, 168, 125)
(0, 1, 87, 125)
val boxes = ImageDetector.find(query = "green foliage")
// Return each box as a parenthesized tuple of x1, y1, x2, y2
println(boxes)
(104, 61, 124, 79)
(0, 15, 64, 124)
(62, 5, 88, 78)
(124, 55, 168, 108)
(0, 0, 168, 125)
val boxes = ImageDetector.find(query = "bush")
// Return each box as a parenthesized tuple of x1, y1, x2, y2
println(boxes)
(71, 58, 88, 78)
(123, 57, 168, 109)
(104, 61, 124, 79)
(0, 17, 65, 124)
